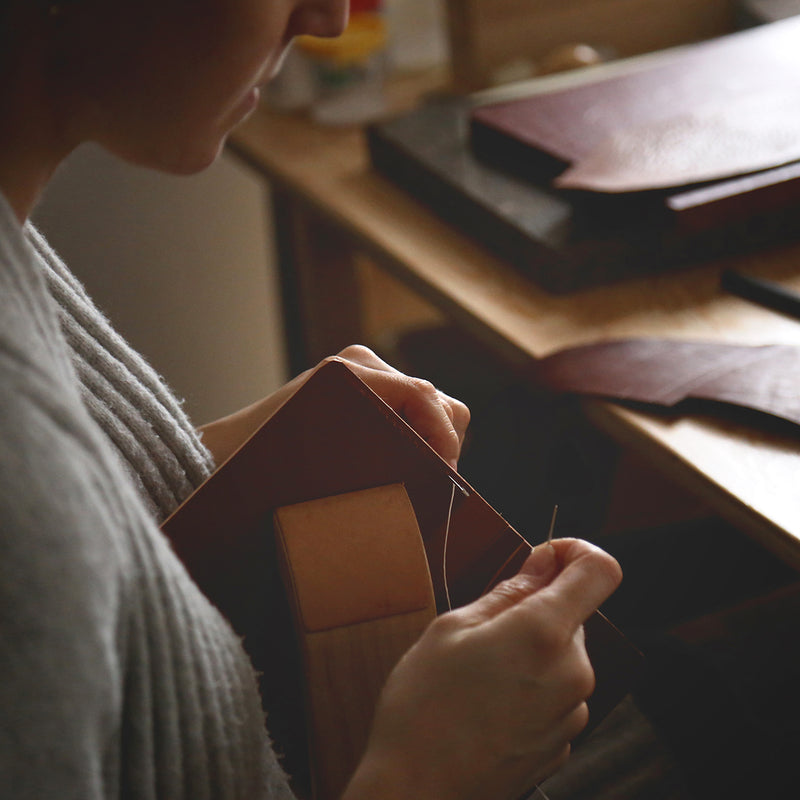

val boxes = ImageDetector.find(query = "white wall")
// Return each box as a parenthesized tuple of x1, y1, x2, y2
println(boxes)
(33, 144, 288, 426)
(384, 0, 449, 71)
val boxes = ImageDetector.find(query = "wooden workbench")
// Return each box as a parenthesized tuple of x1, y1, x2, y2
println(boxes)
(229, 71, 800, 569)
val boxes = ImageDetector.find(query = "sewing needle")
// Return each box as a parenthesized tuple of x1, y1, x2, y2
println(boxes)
(546, 504, 558, 546)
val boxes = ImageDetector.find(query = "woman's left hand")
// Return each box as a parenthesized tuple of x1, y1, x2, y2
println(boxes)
(199, 345, 470, 469)
(327, 345, 470, 470)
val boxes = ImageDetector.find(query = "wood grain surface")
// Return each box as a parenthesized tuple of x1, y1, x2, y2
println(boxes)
(229, 72, 800, 567)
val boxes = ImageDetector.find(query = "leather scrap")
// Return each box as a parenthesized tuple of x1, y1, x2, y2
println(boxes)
(470, 18, 800, 193)
(530, 339, 800, 429)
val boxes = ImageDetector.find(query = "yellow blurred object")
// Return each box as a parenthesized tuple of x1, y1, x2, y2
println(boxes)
(297, 12, 388, 68)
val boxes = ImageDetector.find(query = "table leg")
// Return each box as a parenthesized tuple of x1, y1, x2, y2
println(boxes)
(272, 186, 366, 374)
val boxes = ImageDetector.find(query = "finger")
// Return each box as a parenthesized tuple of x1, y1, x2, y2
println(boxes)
(533, 702, 589, 777)
(529, 539, 622, 633)
(560, 699, 591, 744)
(451, 539, 620, 632)
(430, 391, 469, 466)
(514, 702, 588, 794)
(332, 348, 470, 467)
(439, 393, 455, 426)
(334, 344, 392, 370)
(372, 373, 466, 467)
(439, 390, 470, 448)
(534, 700, 590, 760)
(396, 379, 461, 463)
(454, 544, 556, 625)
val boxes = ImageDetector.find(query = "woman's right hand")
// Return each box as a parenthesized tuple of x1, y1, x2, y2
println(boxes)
(342, 538, 622, 800)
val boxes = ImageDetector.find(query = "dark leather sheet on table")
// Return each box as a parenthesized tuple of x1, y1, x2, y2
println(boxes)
(471, 18, 800, 194)
(367, 97, 800, 295)
(530, 339, 800, 430)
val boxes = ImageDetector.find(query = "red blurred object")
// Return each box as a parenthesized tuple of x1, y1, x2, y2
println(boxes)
(350, 0, 381, 12)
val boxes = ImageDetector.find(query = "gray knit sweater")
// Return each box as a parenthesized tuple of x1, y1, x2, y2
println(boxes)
(0, 192, 295, 799)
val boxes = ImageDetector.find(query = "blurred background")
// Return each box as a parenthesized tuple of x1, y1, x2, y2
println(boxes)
(32, 0, 798, 425)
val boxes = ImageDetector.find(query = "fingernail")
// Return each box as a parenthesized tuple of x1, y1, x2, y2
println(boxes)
(526, 543, 558, 579)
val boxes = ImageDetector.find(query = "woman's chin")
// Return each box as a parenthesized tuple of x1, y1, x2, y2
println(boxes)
(104, 103, 255, 176)
(131, 137, 225, 176)
(168, 143, 225, 175)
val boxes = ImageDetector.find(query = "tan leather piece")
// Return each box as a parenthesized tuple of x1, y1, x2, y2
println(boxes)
(274, 485, 437, 800)
(274, 485, 434, 632)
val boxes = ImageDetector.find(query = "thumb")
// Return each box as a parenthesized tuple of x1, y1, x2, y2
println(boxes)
(458, 544, 558, 625)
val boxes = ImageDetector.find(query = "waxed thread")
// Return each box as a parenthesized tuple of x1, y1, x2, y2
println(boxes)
(442, 481, 457, 612)
(442, 477, 470, 612)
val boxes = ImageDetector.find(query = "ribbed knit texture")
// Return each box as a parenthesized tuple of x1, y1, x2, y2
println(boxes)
(26, 225, 214, 522)
(0, 193, 296, 800)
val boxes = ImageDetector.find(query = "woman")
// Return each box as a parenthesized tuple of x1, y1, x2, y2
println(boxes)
(0, 1, 622, 798)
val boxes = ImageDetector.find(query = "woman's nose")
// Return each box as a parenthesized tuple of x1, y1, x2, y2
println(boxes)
(287, 0, 350, 40)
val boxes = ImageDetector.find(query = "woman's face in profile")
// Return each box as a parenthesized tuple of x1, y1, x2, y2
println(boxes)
(63, 0, 348, 173)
